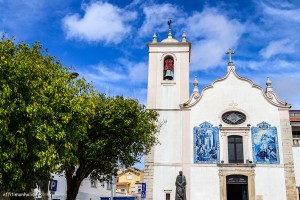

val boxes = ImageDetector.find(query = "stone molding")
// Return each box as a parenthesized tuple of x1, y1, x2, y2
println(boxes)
(218, 166, 256, 200)
(280, 118, 299, 200)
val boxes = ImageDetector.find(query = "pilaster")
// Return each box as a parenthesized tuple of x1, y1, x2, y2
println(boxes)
(144, 148, 154, 200)
(279, 109, 299, 200)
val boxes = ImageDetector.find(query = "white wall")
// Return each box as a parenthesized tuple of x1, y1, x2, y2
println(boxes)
(255, 167, 286, 200)
(48, 174, 112, 200)
(293, 147, 300, 187)
(154, 111, 183, 164)
(190, 167, 220, 200)
(152, 166, 182, 200)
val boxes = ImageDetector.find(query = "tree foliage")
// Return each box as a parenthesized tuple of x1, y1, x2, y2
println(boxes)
(64, 94, 159, 200)
(0, 36, 159, 199)
(0, 36, 88, 191)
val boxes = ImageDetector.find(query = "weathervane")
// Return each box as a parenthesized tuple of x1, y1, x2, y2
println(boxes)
(168, 17, 172, 29)
(226, 48, 235, 63)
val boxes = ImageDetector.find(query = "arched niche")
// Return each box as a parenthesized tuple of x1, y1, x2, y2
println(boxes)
(163, 56, 174, 80)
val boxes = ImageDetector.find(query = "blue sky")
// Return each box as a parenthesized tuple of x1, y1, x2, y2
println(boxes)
(1, 0, 300, 168)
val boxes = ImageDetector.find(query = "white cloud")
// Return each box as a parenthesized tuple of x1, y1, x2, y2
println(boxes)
(262, 3, 300, 22)
(78, 58, 148, 88)
(236, 59, 300, 71)
(138, 6, 244, 69)
(139, 4, 183, 37)
(185, 9, 244, 70)
(119, 59, 148, 83)
(270, 75, 300, 109)
(259, 39, 296, 59)
(63, 1, 137, 44)
(95, 64, 127, 82)
(78, 61, 148, 102)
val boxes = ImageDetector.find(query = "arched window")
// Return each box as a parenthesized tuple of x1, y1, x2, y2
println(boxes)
(163, 56, 174, 80)
(228, 135, 244, 163)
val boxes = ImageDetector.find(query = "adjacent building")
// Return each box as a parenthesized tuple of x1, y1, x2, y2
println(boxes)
(42, 168, 144, 200)
(116, 168, 144, 197)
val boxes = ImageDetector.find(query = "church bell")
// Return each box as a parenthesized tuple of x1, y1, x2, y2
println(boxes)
(165, 70, 173, 80)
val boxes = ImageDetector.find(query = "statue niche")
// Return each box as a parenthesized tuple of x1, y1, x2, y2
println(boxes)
(163, 57, 174, 80)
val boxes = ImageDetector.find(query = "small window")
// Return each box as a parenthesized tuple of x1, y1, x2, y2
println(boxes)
(166, 193, 170, 200)
(293, 131, 300, 138)
(228, 135, 244, 163)
(107, 182, 112, 190)
(90, 180, 97, 188)
(131, 187, 135, 192)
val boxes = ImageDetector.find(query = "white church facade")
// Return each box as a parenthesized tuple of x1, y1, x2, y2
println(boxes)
(144, 28, 300, 200)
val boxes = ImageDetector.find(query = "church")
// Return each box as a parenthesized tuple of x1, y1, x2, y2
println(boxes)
(144, 27, 300, 200)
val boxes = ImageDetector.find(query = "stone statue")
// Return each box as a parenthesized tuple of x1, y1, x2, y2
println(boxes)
(175, 171, 186, 200)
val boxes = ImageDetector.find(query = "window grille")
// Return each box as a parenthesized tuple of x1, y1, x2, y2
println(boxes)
(222, 111, 246, 125)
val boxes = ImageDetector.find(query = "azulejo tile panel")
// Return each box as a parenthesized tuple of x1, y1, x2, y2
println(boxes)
(251, 121, 280, 164)
(194, 122, 219, 164)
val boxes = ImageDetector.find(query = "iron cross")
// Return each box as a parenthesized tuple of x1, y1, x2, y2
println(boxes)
(226, 49, 235, 63)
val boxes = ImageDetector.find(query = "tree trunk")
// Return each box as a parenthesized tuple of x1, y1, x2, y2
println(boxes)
(40, 180, 49, 200)
(66, 179, 82, 200)
(65, 164, 93, 200)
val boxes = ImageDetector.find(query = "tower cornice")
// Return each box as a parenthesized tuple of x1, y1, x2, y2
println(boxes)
(147, 42, 191, 47)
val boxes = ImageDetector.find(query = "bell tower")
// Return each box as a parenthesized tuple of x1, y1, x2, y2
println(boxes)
(145, 24, 191, 200)
(147, 29, 191, 110)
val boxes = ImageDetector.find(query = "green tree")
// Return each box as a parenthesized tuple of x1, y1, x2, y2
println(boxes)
(0, 36, 160, 200)
(0, 36, 92, 193)
(63, 95, 159, 200)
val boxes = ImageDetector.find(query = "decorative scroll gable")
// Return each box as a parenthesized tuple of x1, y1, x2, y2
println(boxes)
(180, 68, 290, 109)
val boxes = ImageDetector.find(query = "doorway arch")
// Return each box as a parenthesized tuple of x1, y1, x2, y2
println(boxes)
(218, 167, 255, 200)
(226, 175, 248, 200)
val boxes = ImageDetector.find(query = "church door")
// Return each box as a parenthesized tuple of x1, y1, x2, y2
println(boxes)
(226, 175, 248, 200)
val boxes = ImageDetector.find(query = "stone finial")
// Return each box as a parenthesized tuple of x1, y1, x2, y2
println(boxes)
(226, 49, 235, 72)
(266, 77, 273, 92)
(182, 31, 187, 42)
(152, 32, 157, 43)
(227, 60, 235, 72)
(193, 76, 199, 93)
(168, 29, 173, 38)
